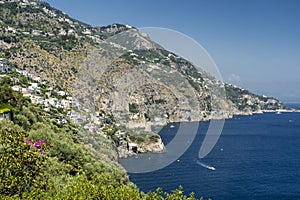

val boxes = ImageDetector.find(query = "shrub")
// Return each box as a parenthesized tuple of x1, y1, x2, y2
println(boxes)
(0, 130, 47, 197)
(129, 103, 139, 114)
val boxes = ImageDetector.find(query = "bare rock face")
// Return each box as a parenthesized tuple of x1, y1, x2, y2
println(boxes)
(137, 138, 166, 154)
(118, 137, 166, 158)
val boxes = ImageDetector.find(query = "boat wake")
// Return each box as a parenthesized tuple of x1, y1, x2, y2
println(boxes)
(196, 160, 216, 171)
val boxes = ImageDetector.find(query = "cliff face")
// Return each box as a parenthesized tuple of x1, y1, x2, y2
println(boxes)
(118, 138, 165, 158)
(81, 45, 287, 132)
(0, 0, 288, 157)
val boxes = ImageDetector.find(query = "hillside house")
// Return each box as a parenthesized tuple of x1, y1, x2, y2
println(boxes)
(0, 104, 13, 121)
(0, 65, 9, 73)
(22, 90, 31, 98)
(32, 30, 43, 36)
(33, 76, 41, 82)
(0, 111, 12, 120)
(127, 142, 138, 153)
(0, 59, 9, 73)
(30, 96, 44, 105)
(47, 98, 59, 107)
(12, 85, 22, 92)
(61, 99, 72, 109)
(57, 91, 66, 96)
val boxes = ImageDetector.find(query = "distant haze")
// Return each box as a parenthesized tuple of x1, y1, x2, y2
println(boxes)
(45, 0, 300, 103)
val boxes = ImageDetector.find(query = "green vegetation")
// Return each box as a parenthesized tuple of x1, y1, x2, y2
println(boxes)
(0, 63, 201, 200)
(129, 103, 139, 114)
(0, 129, 200, 199)
(0, 104, 13, 114)
(126, 129, 161, 145)
(155, 99, 167, 104)
(0, 78, 126, 198)
(0, 123, 199, 199)
(0, 130, 47, 196)
(0, 80, 25, 108)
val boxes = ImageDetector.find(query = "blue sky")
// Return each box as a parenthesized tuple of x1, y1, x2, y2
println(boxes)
(44, 0, 300, 103)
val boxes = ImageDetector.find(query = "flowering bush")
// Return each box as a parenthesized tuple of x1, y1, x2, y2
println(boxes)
(26, 138, 47, 153)
(0, 130, 47, 197)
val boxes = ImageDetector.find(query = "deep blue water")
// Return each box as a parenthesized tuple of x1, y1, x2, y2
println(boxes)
(127, 112, 300, 200)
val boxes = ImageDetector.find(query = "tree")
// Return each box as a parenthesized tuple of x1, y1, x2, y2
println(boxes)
(0, 82, 25, 108)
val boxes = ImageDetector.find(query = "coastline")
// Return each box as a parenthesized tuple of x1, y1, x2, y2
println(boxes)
(119, 108, 300, 158)
(128, 112, 300, 199)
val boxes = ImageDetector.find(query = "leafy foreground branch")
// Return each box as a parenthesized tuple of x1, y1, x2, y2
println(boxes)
(0, 129, 206, 200)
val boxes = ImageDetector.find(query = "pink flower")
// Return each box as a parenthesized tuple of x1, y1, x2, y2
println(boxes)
(34, 140, 46, 147)
(40, 150, 46, 154)
(26, 138, 33, 145)
(26, 138, 47, 153)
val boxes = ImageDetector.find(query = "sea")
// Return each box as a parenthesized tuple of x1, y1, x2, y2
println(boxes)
(127, 104, 300, 200)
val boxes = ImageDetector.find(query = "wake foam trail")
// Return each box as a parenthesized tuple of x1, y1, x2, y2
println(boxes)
(196, 160, 216, 171)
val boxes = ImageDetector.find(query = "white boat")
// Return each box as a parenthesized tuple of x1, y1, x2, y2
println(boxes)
(196, 160, 216, 171)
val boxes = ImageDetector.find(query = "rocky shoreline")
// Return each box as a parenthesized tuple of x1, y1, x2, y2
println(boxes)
(118, 108, 300, 158)
(118, 137, 165, 158)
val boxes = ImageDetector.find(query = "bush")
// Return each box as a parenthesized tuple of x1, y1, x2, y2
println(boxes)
(0, 130, 47, 197)
(129, 103, 139, 114)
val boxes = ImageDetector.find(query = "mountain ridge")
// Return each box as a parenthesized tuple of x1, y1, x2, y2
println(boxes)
(0, 0, 291, 157)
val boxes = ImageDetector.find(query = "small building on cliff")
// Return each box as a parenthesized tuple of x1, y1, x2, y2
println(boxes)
(127, 142, 138, 153)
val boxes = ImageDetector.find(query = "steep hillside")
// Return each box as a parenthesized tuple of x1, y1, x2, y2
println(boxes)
(0, 0, 288, 150)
